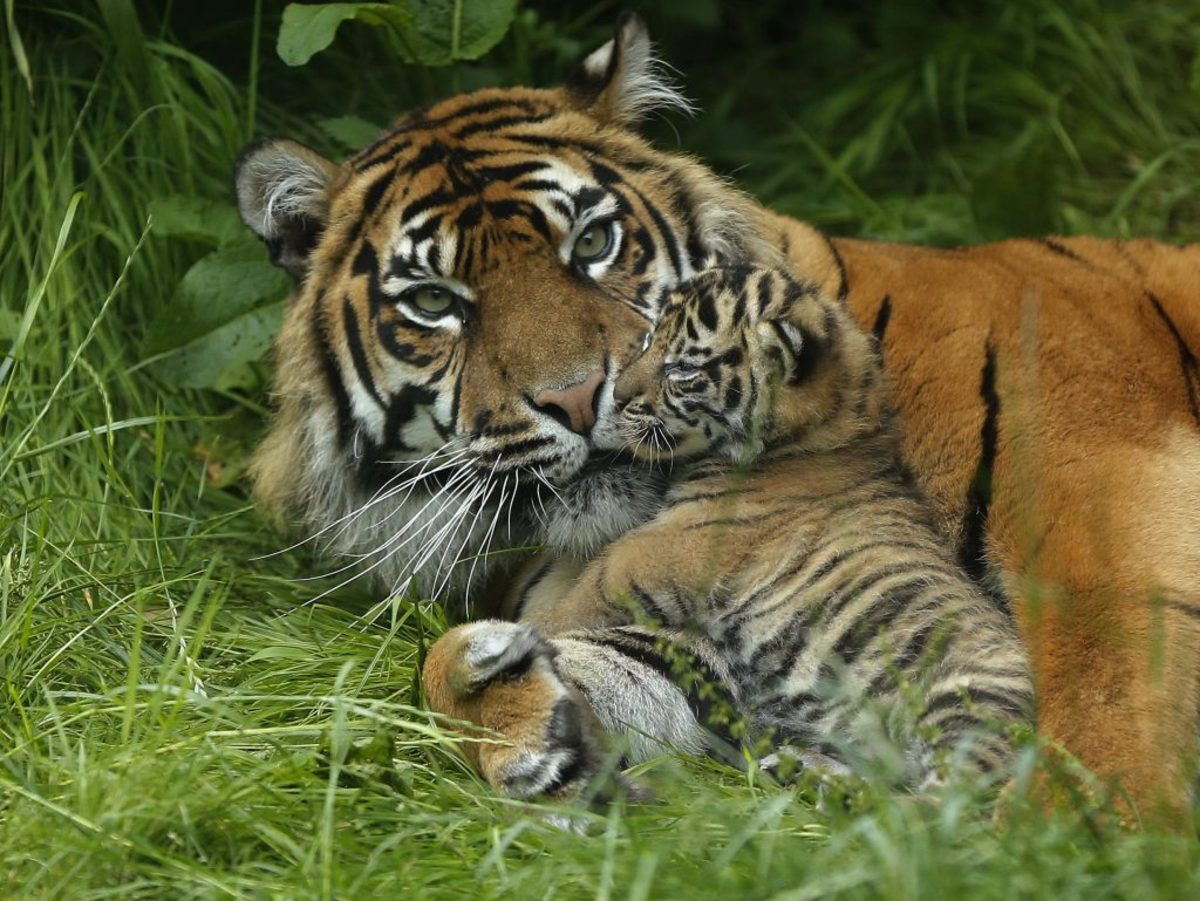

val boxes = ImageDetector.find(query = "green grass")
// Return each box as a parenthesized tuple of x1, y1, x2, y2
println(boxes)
(2, 1, 1199, 897)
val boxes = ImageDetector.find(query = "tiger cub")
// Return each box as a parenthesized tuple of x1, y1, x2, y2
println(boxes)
(521, 265, 1034, 785)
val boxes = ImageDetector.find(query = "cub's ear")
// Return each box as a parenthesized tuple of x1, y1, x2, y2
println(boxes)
(234, 139, 339, 282)
(759, 318, 806, 374)
(567, 12, 693, 126)
(758, 291, 832, 387)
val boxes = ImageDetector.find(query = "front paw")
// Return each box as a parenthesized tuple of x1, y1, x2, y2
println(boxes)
(423, 621, 621, 801)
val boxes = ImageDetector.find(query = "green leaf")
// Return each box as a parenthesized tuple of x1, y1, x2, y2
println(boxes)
(406, 0, 518, 65)
(318, 115, 384, 150)
(144, 240, 289, 388)
(149, 195, 244, 246)
(276, 2, 413, 67)
(153, 301, 285, 390)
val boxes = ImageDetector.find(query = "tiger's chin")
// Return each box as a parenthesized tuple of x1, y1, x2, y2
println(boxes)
(532, 455, 667, 559)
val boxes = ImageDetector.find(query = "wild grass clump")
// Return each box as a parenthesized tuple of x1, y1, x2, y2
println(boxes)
(2, 1, 1199, 897)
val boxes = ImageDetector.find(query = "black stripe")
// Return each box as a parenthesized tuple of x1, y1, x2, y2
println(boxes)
(875, 620, 941, 685)
(382, 383, 438, 450)
(311, 295, 354, 448)
(451, 112, 554, 140)
(1038, 237, 1087, 263)
(400, 188, 458, 223)
(627, 581, 675, 626)
(925, 684, 1033, 721)
(342, 297, 385, 409)
(821, 233, 849, 302)
(1147, 293, 1200, 425)
(587, 631, 741, 743)
(510, 557, 556, 621)
(361, 171, 392, 216)
(1168, 600, 1200, 623)
(423, 97, 549, 128)
(354, 135, 412, 171)
(829, 580, 932, 664)
(959, 342, 999, 587)
(870, 295, 892, 351)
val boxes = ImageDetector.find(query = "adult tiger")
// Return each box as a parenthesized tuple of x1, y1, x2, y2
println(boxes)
(236, 14, 1200, 825)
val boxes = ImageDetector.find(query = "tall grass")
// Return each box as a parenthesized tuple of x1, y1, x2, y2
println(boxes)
(1, 1, 1198, 897)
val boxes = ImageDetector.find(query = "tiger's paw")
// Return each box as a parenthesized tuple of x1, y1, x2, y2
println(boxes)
(423, 620, 626, 802)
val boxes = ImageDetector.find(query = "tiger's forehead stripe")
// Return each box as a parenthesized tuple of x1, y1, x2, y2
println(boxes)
(349, 92, 565, 172)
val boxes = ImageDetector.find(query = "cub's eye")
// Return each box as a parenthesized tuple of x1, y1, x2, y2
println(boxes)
(407, 286, 455, 317)
(572, 221, 614, 262)
(665, 363, 700, 383)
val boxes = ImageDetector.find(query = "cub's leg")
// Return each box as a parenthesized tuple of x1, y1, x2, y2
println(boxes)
(423, 620, 734, 799)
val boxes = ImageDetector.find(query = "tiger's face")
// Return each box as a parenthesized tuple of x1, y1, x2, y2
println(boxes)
(612, 266, 881, 466)
(235, 15, 776, 600)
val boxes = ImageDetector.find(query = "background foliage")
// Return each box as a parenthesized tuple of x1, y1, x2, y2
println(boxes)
(1, 0, 1198, 896)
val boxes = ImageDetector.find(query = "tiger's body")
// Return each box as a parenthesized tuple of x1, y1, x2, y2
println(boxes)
(506, 266, 1034, 785)
(237, 15, 1200, 824)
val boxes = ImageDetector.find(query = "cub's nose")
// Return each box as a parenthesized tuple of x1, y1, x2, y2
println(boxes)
(533, 369, 605, 435)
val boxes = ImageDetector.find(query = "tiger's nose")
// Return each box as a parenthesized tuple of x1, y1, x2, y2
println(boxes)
(533, 369, 605, 435)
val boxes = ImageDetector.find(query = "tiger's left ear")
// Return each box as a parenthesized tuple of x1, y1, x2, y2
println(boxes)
(235, 138, 340, 283)
(567, 12, 693, 126)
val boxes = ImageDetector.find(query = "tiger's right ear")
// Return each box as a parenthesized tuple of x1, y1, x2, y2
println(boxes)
(235, 139, 339, 282)
(566, 12, 693, 126)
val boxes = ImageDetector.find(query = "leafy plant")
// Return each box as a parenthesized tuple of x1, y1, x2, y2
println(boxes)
(143, 196, 289, 390)
(277, 0, 519, 67)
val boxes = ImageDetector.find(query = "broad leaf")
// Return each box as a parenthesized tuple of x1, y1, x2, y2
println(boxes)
(318, 115, 385, 150)
(277, 2, 413, 66)
(144, 240, 290, 388)
(406, 0, 518, 65)
(153, 301, 286, 390)
(149, 194, 244, 246)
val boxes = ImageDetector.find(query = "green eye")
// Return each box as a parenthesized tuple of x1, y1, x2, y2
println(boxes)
(408, 286, 455, 317)
(572, 221, 614, 262)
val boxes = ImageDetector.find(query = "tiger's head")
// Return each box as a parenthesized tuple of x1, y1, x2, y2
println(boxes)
(610, 265, 887, 466)
(235, 15, 777, 604)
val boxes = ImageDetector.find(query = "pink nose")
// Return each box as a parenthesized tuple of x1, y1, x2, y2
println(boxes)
(533, 369, 605, 435)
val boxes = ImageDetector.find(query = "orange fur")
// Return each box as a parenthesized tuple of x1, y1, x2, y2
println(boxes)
(765, 219, 1200, 824)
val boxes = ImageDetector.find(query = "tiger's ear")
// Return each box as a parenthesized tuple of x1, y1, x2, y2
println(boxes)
(235, 138, 339, 283)
(567, 12, 693, 126)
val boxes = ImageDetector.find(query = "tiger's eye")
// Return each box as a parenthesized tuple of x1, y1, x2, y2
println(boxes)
(410, 287, 454, 316)
(573, 221, 613, 262)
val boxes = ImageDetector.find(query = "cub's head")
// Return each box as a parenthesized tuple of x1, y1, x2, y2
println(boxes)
(611, 266, 885, 465)
(235, 15, 777, 597)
